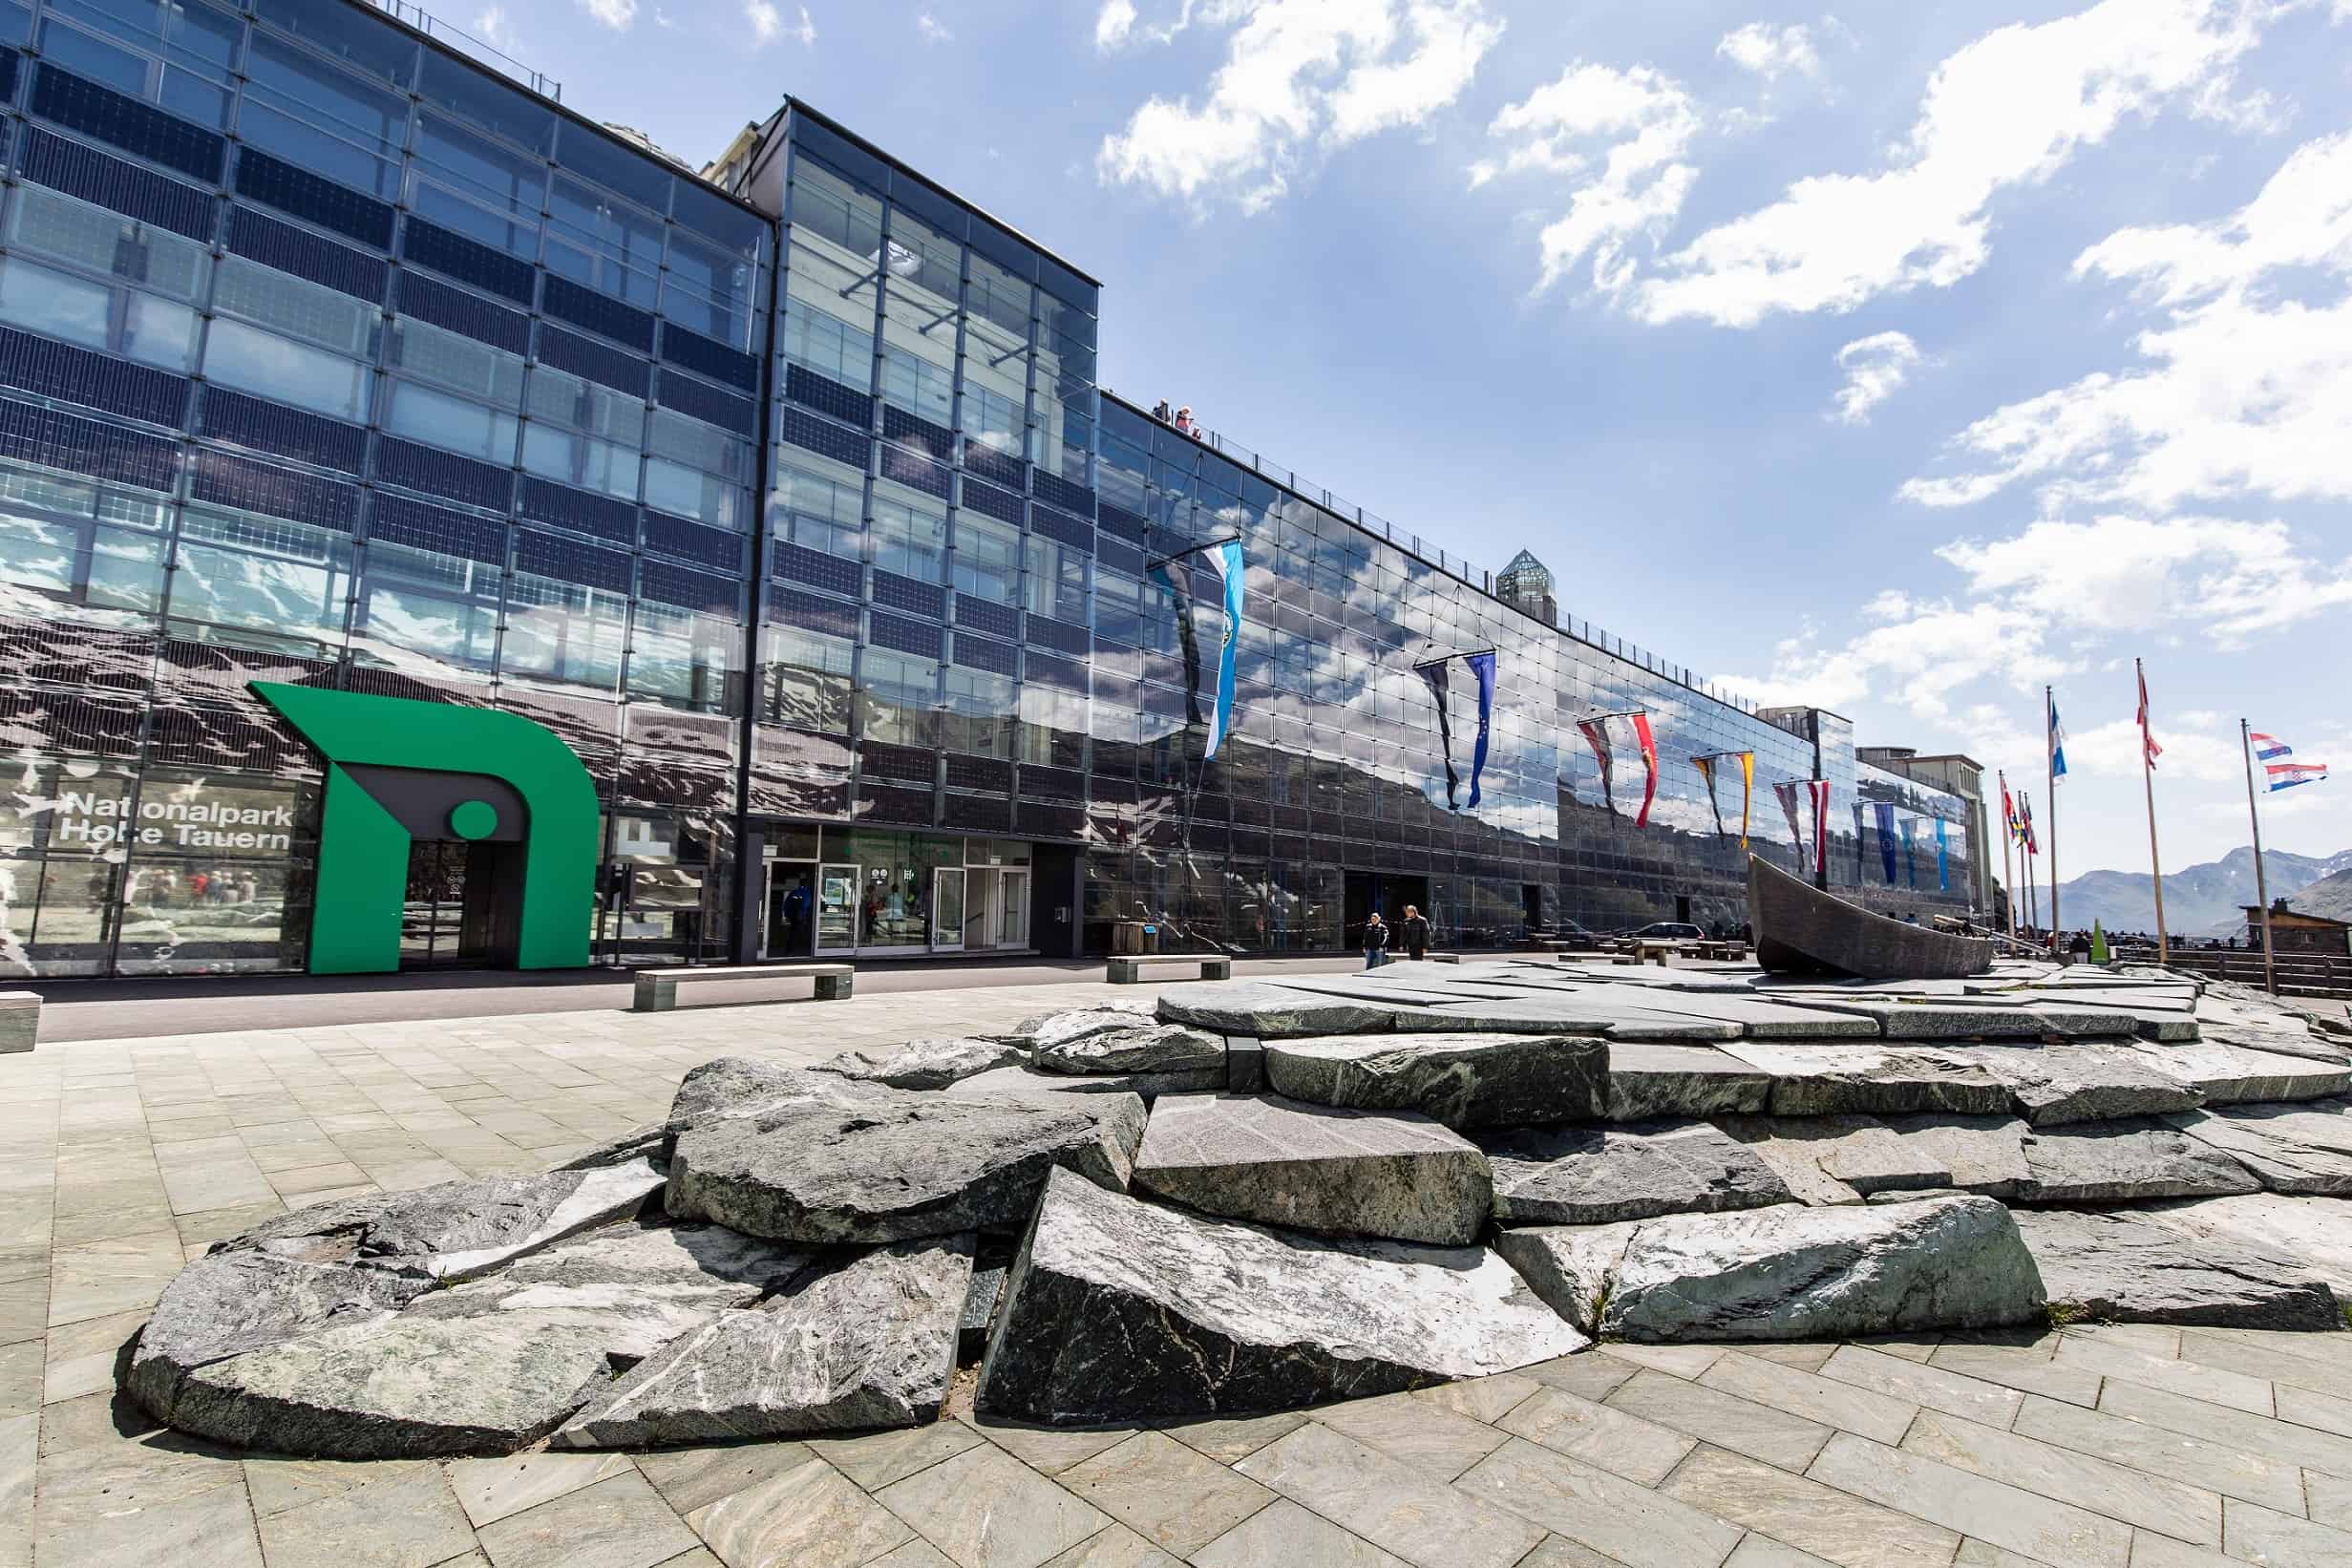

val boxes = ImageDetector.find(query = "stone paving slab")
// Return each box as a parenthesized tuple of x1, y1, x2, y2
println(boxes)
(13, 975, 2352, 1568)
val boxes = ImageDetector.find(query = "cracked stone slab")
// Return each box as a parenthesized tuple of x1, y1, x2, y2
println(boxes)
(1874, 1113, 2033, 1197)
(1491, 1221, 1642, 1334)
(1001, 1002, 1159, 1052)
(2146, 1193, 2352, 1295)
(554, 1236, 973, 1448)
(2018, 1120, 2263, 1204)
(1719, 1042, 2011, 1117)
(975, 1167, 1584, 1425)
(1790, 998, 2121, 1039)
(1132, 1092, 1492, 1245)
(812, 1038, 1027, 1090)
(947, 1064, 1226, 1101)
(666, 1057, 873, 1141)
(1035, 1023, 1226, 1077)
(1482, 1118, 1790, 1225)
(2164, 1098, 2352, 1194)
(667, 1089, 1146, 1243)
(1949, 1043, 2207, 1127)
(1598, 992, 1884, 1040)
(1155, 982, 1402, 1039)
(2012, 1207, 2344, 1331)
(1603, 1040, 1772, 1121)
(1382, 997, 1743, 1040)
(1715, 1116, 1865, 1206)
(2127, 1040, 2352, 1105)
(1261, 1032, 1607, 1130)
(1711, 1113, 1952, 1197)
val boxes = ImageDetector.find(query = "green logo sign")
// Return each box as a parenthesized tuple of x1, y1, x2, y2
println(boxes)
(252, 683, 599, 975)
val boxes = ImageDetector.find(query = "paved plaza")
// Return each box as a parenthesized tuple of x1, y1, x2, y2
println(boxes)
(8, 978, 2352, 1568)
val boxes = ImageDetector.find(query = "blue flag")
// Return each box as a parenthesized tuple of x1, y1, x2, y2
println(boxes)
(1465, 651, 1496, 807)
(1203, 539, 1242, 761)
(2048, 692, 2068, 784)
(1417, 659, 1458, 809)
(1899, 816, 1918, 887)
(1935, 816, 1949, 891)
(1875, 802, 1897, 883)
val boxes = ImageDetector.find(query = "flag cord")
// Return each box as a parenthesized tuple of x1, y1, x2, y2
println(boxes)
(2242, 718, 2278, 995)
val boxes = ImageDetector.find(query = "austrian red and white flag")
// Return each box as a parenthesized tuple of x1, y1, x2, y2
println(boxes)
(2136, 667, 2163, 769)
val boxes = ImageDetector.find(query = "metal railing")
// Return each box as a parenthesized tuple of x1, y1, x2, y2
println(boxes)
(369, 0, 564, 102)
(1176, 419, 1759, 717)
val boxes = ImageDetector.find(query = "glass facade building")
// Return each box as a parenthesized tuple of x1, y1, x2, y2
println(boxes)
(0, 0, 1975, 979)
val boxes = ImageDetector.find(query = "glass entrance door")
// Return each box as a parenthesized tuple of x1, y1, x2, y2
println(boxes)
(816, 864, 858, 953)
(400, 840, 496, 968)
(932, 868, 965, 951)
(999, 869, 1029, 947)
(964, 869, 997, 951)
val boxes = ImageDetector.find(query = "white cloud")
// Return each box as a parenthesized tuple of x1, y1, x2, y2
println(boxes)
(1095, 0, 1504, 214)
(1716, 21, 1821, 80)
(1902, 131, 2352, 513)
(918, 11, 952, 42)
(1094, 0, 1138, 49)
(475, 6, 520, 50)
(579, 0, 637, 28)
(746, 0, 814, 45)
(1473, 61, 1701, 293)
(795, 4, 816, 43)
(1830, 329, 1924, 423)
(1626, 0, 2285, 328)
(2066, 711, 2242, 782)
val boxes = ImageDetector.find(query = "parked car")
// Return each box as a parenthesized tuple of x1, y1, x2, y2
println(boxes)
(1627, 922, 1706, 941)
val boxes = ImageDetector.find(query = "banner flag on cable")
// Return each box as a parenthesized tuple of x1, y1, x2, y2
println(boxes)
(1465, 651, 1496, 808)
(2048, 692, 2069, 784)
(1899, 816, 1918, 887)
(1851, 801, 1865, 879)
(2253, 731, 2328, 792)
(1631, 713, 1659, 828)
(1773, 780, 1804, 858)
(1415, 656, 1458, 809)
(1875, 801, 1898, 883)
(1579, 718, 1617, 816)
(1809, 778, 1833, 879)
(1694, 755, 1725, 839)
(1738, 752, 1753, 849)
(1146, 533, 1244, 762)
(1413, 646, 1498, 810)
(1145, 557, 1204, 734)
(1935, 816, 1949, 891)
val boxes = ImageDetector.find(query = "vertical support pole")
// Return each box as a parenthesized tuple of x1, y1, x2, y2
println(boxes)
(2242, 719, 2278, 995)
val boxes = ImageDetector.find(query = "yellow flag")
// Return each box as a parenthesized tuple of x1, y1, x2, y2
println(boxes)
(1739, 752, 1754, 849)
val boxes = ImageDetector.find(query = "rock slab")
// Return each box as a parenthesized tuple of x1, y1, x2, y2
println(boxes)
(555, 1236, 974, 1448)
(2012, 1208, 2343, 1331)
(1482, 1118, 1791, 1225)
(129, 1250, 427, 1420)
(2019, 1120, 2263, 1203)
(1133, 1093, 1493, 1245)
(813, 1038, 1027, 1090)
(1262, 1032, 1607, 1129)
(667, 1089, 1146, 1244)
(976, 1168, 1583, 1425)
(1035, 1023, 1225, 1077)
(2166, 1098, 2352, 1194)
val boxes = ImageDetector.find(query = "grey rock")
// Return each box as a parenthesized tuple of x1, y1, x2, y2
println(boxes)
(667, 1090, 1146, 1243)
(550, 1125, 667, 1171)
(1482, 1118, 1790, 1225)
(666, 1056, 869, 1138)
(1385, 996, 1741, 1040)
(1133, 1093, 1492, 1245)
(404, 1219, 811, 1360)
(554, 1236, 973, 1448)
(1003, 1002, 1159, 1051)
(1714, 1116, 1865, 1206)
(812, 1037, 1027, 1090)
(975, 1168, 1584, 1425)
(1875, 1113, 2033, 1197)
(1261, 1033, 1607, 1130)
(960, 1261, 1007, 1362)
(2012, 1208, 2343, 1331)
(1600, 1197, 2046, 1342)
(1949, 1043, 2206, 1126)
(947, 1063, 1226, 1101)
(1602, 1041, 1772, 1121)
(1795, 997, 2116, 1039)
(1226, 1034, 1266, 1092)
(128, 1250, 426, 1420)
(1721, 1042, 2012, 1116)
(1155, 981, 1401, 1039)
(1035, 1023, 1225, 1077)
(2165, 1097, 2352, 1194)
(167, 1311, 619, 1458)
(2018, 1120, 2263, 1203)
(358, 1160, 668, 1281)
(2145, 1193, 2352, 1296)
(1491, 1221, 1642, 1334)
(2127, 1041, 2352, 1105)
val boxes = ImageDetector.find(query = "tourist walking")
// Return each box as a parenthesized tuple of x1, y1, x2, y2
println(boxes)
(1362, 911, 1389, 969)
(1400, 904, 1430, 961)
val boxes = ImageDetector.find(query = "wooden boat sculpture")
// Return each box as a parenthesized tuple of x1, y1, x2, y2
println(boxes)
(1747, 855, 1996, 980)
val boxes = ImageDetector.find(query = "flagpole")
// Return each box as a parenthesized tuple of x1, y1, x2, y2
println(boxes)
(2241, 718, 2278, 995)
(1997, 769, 2019, 939)
(2138, 659, 2169, 964)
(2045, 687, 2062, 954)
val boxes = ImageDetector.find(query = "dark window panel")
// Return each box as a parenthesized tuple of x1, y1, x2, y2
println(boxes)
(227, 207, 389, 304)
(655, 371, 755, 436)
(1095, 536, 1144, 576)
(30, 66, 225, 184)
(537, 324, 649, 400)
(519, 475, 637, 544)
(17, 127, 213, 240)
(856, 781, 935, 826)
(784, 362, 872, 429)
(1032, 474, 1095, 523)
(881, 404, 953, 464)
(514, 529, 631, 592)
(541, 274, 655, 353)
(658, 321, 757, 392)
(0, 396, 178, 492)
(368, 493, 506, 564)
(943, 791, 1011, 831)
(960, 477, 1022, 526)
(949, 632, 1016, 677)
(772, 540, 860, 598)
(189, 450, 359, 532)
(1018, 799, 1086, 840)
(375, 436, 512, 511)
(401, 218, 536, 305)
(640, 561, 741, 617)
(780, 405, 868, 469)
(963, 443, 1023, 490)
(879, 444, 949, 500)
(768, 583, 860, 639)
(858, 739, 934, 785)
(1020, 764, 1085, 802)
(1025, 613, 1089, 656)
(395, 272, 530, 355)
(953, 594, 1017, 640)
(645, 511, 748, 572)
(1097, 502, 1150, 546)
(233, 149, 396, 252)
(871, 569, 943, 621)
(1026, 649, 1087, 691)
(869, 611, 942, 659)
(0, 325, 189, 427)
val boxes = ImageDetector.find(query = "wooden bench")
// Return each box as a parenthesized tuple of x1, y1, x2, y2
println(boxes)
(1107, 953, 1233, 984)
(0, 991, 35, 1053)
(632, 963, 853, 1012)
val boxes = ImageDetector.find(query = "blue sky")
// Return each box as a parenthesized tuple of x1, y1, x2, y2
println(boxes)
(470, 0, 2351, 880)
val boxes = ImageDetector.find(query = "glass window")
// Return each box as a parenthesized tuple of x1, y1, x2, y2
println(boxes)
(254, 0, 416, 88)
(940, 666, 1015, 757)
(526, 366, 645, 444)
(167, 502, 350, 646)
(39, 1, 238, 126)
(501, 571, 626, 691)
(408, 178, 539, 261)
(240, 32, 408, 199)
(879, 348, 953, 427)
(959, 378, 1022, 458)
(546, 175, 664, 305)
(643, 460, 743, 532)
(386, 319, 524, 409)
(869, 491, 944, 581)
(773, 461, 862, 558)
(383, 380, 519, 464)
(1023, 533, 1089, 623)
(212, 257, 378, 357)
(202, 320, 370, 421)
(789, 159, 883, 261)
(965, 250, 1031, 338)
(858, 647, 938, 746)
(644, 411, 751, 529)
(951, 513, 1018, 604)
(782, 303, 873, 388)
(762, 623, 854, 732)
(415, 46, 552, 155)
(629, 599, 743, 713)
(6, 183, 210, 300)
(0, 255, 198, 371)
(356, 537, 500, 670)
(521, 423, 638, 500)
(552, 121, 675, 216)
(413, 112, 546, 222)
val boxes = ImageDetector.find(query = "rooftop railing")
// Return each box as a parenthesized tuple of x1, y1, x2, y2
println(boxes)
(369, 0, 563, 102)
(1177, 419, 1760, 718)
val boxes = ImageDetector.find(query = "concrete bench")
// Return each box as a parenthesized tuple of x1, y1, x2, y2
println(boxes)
(1404, 953, 1462, 964)
(632, 963, 853, 1013)
(1108, 954, 1232, 984)
(0, 991, 36, 1053)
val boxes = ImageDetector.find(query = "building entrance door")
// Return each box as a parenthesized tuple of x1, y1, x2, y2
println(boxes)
(932, 869, 966, 951)
(998, 869, 1029, 948)
(964, 869, 998, 952)
(765, 860, 816, 958)
(399, 839, 518, 968)
(815, 864, 858, 954)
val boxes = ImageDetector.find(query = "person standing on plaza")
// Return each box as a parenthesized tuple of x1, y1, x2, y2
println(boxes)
(1362, 910, 1389, 969)
(1399, 904, 1430, 962)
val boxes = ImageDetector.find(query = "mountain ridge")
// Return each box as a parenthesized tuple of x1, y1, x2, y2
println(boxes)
(2035, 846, 2352, 936)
